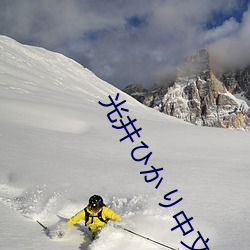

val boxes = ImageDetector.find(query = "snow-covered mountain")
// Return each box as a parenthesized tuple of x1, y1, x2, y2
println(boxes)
(0, 36, 250, 250)
(124, 49, 250, 130)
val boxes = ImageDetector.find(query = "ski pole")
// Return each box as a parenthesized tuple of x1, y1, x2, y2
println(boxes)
(37, 220, 48, 231)
(122, 227, 178, 250)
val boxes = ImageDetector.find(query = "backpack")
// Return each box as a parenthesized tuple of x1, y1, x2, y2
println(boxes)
(84, 206, 109, 226)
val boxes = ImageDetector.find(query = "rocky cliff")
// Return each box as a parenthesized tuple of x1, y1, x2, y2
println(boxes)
(123, 49, 250, 130)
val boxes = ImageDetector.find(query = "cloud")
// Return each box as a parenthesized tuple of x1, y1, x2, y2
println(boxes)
(208, 3, 250, 69)
(200, 18, 240, 45)
(0, 0, 249, 89)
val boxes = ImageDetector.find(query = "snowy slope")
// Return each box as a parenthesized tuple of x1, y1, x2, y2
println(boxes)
(0, 36, 250, 250)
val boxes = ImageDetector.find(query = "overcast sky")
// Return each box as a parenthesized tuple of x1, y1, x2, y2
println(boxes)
(0, 0, 249, 89)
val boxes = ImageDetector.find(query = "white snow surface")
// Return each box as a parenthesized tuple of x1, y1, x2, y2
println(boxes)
(0, 35, 250, 250)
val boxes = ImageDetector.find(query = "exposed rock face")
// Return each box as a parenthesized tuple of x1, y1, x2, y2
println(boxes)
(123, 49, 250, 130)
(123, 84, 147, 103)
(217, 66, 250, 99)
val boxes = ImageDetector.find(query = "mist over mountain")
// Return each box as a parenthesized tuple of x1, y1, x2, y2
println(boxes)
(123, 49, 250, 130)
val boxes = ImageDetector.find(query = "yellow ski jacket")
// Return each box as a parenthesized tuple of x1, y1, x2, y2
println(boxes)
(67, 206, 121, 233)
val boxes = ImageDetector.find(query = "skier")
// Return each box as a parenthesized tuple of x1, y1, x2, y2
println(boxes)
(67, 194, 122, 239)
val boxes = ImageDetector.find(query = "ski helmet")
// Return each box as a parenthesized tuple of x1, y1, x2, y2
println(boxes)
(89, 195, 104, 210)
